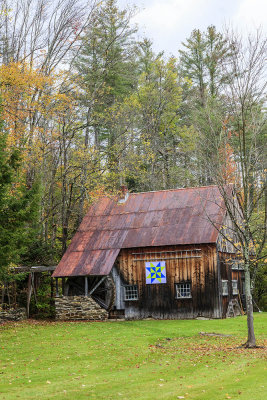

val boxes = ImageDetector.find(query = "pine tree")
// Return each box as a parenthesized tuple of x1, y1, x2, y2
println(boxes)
(75, 0, 138, 149)
(73, 0, 139, 223)
(0, 111, 39, 279)
(179, 26, 232, 184)
(179, 25, 231, 105)
(120, 50, 197, 190)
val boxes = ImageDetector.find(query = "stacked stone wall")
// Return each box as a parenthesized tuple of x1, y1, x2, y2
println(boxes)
(55, 296, 108, 321)
(0, 308, 27, 322)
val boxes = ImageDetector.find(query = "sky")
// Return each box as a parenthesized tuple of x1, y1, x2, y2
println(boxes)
(117, 0, 267, 55)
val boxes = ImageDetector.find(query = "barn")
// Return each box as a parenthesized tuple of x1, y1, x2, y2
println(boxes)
(52, 185, 244, 320)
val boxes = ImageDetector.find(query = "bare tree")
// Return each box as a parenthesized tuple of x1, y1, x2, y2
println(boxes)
(0, 0, 98, 72)
(196, 29, 266, 347)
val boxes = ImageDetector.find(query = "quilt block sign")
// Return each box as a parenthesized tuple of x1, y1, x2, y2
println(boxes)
(145, 261, 166, 284)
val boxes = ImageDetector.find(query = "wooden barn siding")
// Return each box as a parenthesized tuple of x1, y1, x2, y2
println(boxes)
(115, 244, 221, 319)
(218, 251, 244, 317)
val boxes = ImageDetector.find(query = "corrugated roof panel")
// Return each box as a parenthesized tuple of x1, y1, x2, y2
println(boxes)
(53, 251, 84, 277)
(53, 248, 120, 277)
(121, 192, 144, 213)
(143, 210, 164, 228)
(90, 197, 114, 216)
(71, 231, 96, 252)
(131, 212, 147, 229)
(161, 208, 183, 226)
(138, 192, 155, 213)
(89, 249, 120, 275)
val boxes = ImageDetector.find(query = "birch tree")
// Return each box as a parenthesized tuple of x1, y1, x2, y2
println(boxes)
(196, 30, 266, 347)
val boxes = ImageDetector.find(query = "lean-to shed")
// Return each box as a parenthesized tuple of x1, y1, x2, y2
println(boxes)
(53, 186, 244, 320)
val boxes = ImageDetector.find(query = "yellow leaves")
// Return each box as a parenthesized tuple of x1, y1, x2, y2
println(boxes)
(0, 62, 49, 90)
(0, 61, 78, 173)
(0, 62, 51, 150)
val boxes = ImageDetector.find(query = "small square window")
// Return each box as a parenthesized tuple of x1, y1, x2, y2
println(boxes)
(222, 280, 228, 296)
(232, 280, 238, 295)
(175, 283, 191, 299)
(231, 261, 239, 270)
(124, 285, 138, 301)
(231, 261, 243, 270)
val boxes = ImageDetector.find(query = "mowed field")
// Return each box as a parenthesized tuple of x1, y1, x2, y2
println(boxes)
(0, 314, 266, 400)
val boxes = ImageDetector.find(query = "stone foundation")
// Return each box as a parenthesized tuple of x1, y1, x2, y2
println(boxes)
(0, 308, 27, 322)
(55, 296, 108, 321)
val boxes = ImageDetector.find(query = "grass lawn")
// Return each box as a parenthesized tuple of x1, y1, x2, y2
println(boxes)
(0, 314, 266, 400)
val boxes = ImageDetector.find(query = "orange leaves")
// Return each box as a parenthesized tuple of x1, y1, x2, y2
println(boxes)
(218, 142, 237, 184)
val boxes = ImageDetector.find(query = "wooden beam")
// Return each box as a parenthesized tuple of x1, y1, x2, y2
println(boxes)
(131, 249, 202, 256)
(89, 276, 107, 296)
(30, 266, 57, 272)
(133, 256, 201, 262)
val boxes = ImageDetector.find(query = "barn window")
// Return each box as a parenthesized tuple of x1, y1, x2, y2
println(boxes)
(124, 285, 138, 301)
(231, 260, 244, 270)
(222, 280, 228, 296)
(232, 280, 238, 295)
(175, 282, 191, 299)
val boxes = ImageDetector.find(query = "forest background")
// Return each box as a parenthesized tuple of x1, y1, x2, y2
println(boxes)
(0, 0, 266, 312)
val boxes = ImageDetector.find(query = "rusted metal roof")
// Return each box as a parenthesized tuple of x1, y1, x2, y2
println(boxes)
(53, 186, 226, 277)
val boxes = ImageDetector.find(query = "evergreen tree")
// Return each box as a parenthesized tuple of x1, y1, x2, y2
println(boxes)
(179, 25, 231, 105)
(115, 49, 198, 191)
(73, 0, 139, 222)
(179, 26, 232, 184)
(75, 0, 138, 149)
(0, 112, 39, 279)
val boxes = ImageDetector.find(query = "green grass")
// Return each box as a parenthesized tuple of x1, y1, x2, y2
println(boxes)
(0, 314, 266, 400)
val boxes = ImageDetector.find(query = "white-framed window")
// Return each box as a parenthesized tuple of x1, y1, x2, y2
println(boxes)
(175, 282, 191, 299)
(231, 260, 244, 270)
(232, 280, 238, 295)
(231, 261, 239, 270)
(222, 280, 228, 296)
(124, 285, 138, 301)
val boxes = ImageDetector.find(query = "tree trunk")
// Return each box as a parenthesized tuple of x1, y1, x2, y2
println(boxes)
(243, 262, 256, 347)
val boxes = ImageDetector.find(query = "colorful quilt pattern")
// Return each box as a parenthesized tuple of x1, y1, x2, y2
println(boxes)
(145, 261, 166, 284)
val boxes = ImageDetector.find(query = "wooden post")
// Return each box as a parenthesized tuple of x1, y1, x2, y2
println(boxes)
(85, 276, 88, 297)
(32, 272, 37, 304)
(13, 281, 17, 308)
(1, 282, 5, 306)
(26, 273, 32, 318)
(55, 278, 59, 297)
(62, 277, 65, 296)
(50, 272, 54, 299)
(6, 282, 10, 306)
